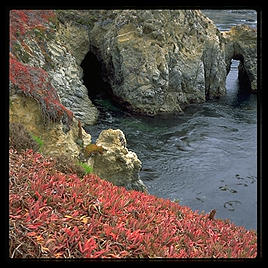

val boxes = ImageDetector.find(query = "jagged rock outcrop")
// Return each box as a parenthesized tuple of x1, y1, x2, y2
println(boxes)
(87, 9, 227, 115)
(223, 24, 257, 92)
(92, 129, 147, 192)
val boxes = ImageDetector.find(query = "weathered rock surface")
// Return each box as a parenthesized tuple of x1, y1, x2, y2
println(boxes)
(9, 94, 91, 159)
(49, 21, 99, 125)
(92, 129, 147, 192)
(11, 10, 257, 122)
(223, 24, 257, 92)
(87, 9, 227, 115)
(10, 10, 98, 126)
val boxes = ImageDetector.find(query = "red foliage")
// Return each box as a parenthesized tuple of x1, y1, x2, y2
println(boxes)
(9, 55, 73, 123)
(9, 10, 73, 124)
(10, 10, 55, 43)
(9, 148, 257, 258)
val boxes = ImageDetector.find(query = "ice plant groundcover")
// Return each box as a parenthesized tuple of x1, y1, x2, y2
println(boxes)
(9, 148, 257, 258)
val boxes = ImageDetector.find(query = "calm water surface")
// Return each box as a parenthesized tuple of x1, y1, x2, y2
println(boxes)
(84, 10, 258, 230)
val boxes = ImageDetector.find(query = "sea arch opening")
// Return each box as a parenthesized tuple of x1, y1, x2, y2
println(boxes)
(225, 55, 253, 106)
(80, 49, 134, 114)
(226, 53, 252, 93)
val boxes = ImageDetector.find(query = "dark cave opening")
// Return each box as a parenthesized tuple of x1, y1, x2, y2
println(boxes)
(80, 51, 111, 100)
(80, 51, 133, 115)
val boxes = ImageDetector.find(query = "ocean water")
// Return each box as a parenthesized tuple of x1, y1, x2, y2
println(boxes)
(84, 10, 258, 230)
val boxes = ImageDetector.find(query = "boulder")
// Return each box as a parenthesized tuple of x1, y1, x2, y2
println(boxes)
(91, 129, 147, 192)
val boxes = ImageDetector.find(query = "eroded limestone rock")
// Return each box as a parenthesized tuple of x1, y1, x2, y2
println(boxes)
(92, 129, 147, 192)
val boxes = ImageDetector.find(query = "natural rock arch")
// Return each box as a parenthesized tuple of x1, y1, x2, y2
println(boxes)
(56, 11, 257, 119)
(223, 25, 257, 93)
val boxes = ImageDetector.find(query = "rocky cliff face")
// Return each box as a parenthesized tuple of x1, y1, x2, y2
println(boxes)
(86, 10, 227, 115)
(59, 10, 256, 115)
(10, 10, 99, 127)
(9, 10, 257, 191)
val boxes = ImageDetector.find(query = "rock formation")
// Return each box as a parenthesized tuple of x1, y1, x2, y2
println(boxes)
(223, 24, 257, 92)
(92, 129, 147, 192)
(87, 10, 227, 114)
(57, 10, 256, 115)
(9, 10, 257, 192)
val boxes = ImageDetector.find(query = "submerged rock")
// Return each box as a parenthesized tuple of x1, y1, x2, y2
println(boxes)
(92, 129, 147, 192)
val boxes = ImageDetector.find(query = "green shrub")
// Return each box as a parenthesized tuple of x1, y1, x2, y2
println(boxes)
(30, 134, 44, 151)
(78, 162, 93, 175)
(9, 122, 39, 152)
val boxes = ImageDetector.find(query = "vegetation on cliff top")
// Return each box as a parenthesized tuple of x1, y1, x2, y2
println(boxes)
(9, 10, 73, 125)
(9, 148, 257, 258)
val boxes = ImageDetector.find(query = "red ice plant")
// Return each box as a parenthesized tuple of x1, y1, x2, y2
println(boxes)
(9, 148, 257, 258)
(9, 10, 73, 124)
(10, 10, 56, 44)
